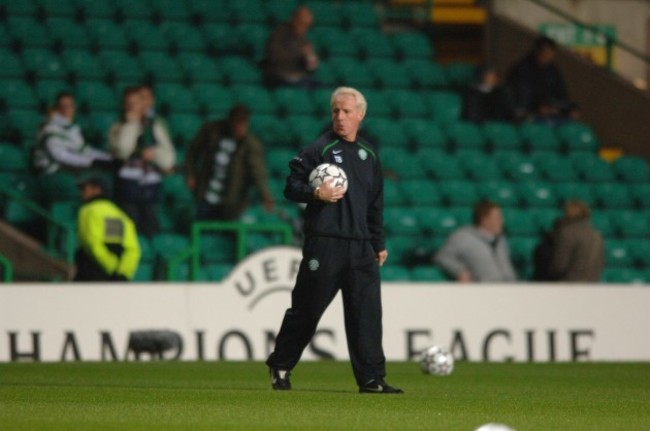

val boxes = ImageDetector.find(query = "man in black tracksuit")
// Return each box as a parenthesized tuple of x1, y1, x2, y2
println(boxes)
(266, 87, 403, 394)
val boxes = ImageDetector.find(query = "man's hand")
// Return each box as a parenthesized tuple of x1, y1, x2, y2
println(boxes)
(315, 179, 345, 203)
(376, 250, 388, 267)
(457, 271, 473, 283)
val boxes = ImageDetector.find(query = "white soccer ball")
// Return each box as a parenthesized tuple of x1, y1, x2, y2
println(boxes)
(419, 345, 454, 375)
(475, 423, 516, 431)
(309, 163, 348, 192)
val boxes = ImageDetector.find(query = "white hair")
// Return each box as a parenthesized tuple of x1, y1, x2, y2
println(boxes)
(330, 86, 367, 116)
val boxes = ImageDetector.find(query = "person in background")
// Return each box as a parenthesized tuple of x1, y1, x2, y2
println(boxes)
(185, 104, 274, 221)
(263, 6, 320, 88)
(74, 176, 140, 282)
(266, 87, 403, 394)
(548, 200, 604, 282)
(506, 36, 579, 123)
(434, 201, 517, 282)
(108, 85, 176, 237)
(461, 65, 517, 123)
(32, 92, 112, 175)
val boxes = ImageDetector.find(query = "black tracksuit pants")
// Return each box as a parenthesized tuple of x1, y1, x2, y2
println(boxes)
(266, 236, 386, 386)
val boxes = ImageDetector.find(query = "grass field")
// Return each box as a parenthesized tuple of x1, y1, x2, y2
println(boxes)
(1, 361, 649, 430)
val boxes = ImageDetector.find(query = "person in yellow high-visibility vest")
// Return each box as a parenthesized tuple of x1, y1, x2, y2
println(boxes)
(74, 176, 141, 282)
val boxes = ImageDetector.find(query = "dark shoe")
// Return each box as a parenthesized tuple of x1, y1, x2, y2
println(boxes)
(359, 379, 403, 394)
(270, 367, 291, 390)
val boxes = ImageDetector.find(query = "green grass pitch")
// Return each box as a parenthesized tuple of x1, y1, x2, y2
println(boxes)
(1, 361, 649, 430)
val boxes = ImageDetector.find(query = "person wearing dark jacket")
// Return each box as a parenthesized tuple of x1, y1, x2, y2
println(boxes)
(266, 87, 402, 394)
(462, 65, 517, 123)
(185, 104, 274, 221)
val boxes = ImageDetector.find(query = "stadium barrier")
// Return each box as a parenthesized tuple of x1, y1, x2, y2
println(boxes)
(1, 246, 649, 363)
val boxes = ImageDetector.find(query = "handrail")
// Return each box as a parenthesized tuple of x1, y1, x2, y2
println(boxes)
(524, 0, 650, 72)
(170, 221, 295, 282)
(0, 253, 13, 282)
(0, 184, 75, 264)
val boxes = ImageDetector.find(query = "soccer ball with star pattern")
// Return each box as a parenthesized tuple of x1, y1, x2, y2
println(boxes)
(419, 345, 454, 375)
(309, 163, 348, 193)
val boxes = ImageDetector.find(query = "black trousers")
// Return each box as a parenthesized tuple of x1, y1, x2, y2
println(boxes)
(266, 236, 386, 386)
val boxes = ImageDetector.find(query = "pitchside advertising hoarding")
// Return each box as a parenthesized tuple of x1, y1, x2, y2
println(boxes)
(1, 246, 649, 363)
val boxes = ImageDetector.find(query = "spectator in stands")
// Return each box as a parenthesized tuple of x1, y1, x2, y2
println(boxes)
(262, 5, 320, 88)
(185, 104, 274, 221)
(74, 176, 141, 282)
(462, 65, 517, 123)
(434, 201, 517, 282)
(506, 36, 579, 124)
(109, 86, 176, 237)
(31, 92, 113, 175)
(532, 218, 561, 281)
(547, 200, 604, 282)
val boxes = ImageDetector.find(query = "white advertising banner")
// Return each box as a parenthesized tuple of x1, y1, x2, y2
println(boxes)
(1, 246, 649, 363)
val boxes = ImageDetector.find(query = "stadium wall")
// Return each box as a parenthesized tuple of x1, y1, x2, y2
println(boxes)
(1, 247, 649, 363)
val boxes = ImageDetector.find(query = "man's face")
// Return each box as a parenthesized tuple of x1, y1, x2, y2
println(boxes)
(536, 46, 556, 65)
(79, 184, 102, 202)
(230, 118, 249, 140)
(56, 96, 76, 120)
(331, 94, 364, 142)
(481, 207, 504, 236)
(139, 87, 155, 112)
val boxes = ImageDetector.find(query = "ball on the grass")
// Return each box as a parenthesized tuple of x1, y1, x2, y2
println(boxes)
(309, 163, 348, 192)
(475, 423, 516, 431)
(419, 345, 454, 375)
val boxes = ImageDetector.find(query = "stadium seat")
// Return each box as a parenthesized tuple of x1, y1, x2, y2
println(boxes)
(235, 23, 270, 61)
(477, 181, 519, 207)
(386, 89, 429, 118)
(197, 231, 237, 264)
(288, 115, 325, 146)
(367, 58, 413, 89)
(445, 122, 485, 150)
(508, 235, 538, 279)
(570, 153, 615, 182)
(592, 182, 634, 209)
(37, 0, 79, 17)
(138, 51, 185, 83)
(155, 83, 200, 115)
(62, 50, 107, 81)
(519, 122, 561, 153)
(444, 62, 475, 88)
(265, 0, 299, 25)
(266, 148, 296, 179)
(403, 59, 448, 90)
(381, 265, 412, 281)
(188, 0, 232, 23)
(605, 240, 634, 268)
(37, 171, 81, 205)
(75, 0, 117, 19)
(99, 50, 146, 83)
(381, 148, 426, 179)
(273, 87, 318, 116)
(46, 17, 93, 50)
(152, 232, 190, 261)
(7, 108, 43, 141)
(459, 153, 502, 181)
(178, 52, 222, 85)
(75, 81, 118, 112)
(401, 179, 442, 206)
(517, 182, 558, 208)
(0, 144, 27, 172)
(112, 0, 153, 20)
(556, 122, 600, 153)
(554, 182, 595, 206)
(199, 263, 233, 282)
(628, 240, 650, 267)
(305, 0, 343, 26)
(360, 89, 393, 118)
(0, 79, 39, 109)
(340, 1, 380, 28)
(0, 50, 27, 79)
(411, 266, 449, 282)
(167, 113, 203, 145)
(496, 153, 539, 182)
(383, 178, 406, 207)
(230, 0, 269, 24)
(385, 235, 419, 265)
(218, 56, 262, 85)
(630, 183, 650, 209)
(602, 267, 647, 284)
(533, 153, 578, 182)
(418, 206, 466, 237)
(418, 151, 465, 180)
(612, 155, 649, 183)
(1, 0, 39, 16)
(437, 180, 479, 207)
(160, 22, 207, 53)
(229, 84, 276, 115)
(363, 118, 409, 148)
(150, 0, 191, 21)
(21, 48, 68, 80)
(202, 23, 242, 55)
(400, 118, 447, 149)
(532, 208, 562, 232)
(503, 208, 539, 236)
(608, 210, 650, 238)
(351, 27, 396, 59)
(384, 207, 421, 236)
(6, 16, 52, 49)
(311, 27, 359, 59)
(427, 91, 462, 124)
(123, 20, 169, 52)
(85, 19, 130, 50)
(590, 211, 615, 238)
(391, 32, 434, 60)
(191, 84, 234, 118)
(250, 115, 294, 147)
(326, 58, 376, 89)
(481, 121, 522, 152)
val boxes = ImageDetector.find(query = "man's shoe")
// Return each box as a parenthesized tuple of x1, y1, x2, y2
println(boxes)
(270, 367, 291, 390)
(359, 379, 404, 394)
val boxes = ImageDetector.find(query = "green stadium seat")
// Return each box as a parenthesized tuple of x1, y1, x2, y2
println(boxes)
(612, 155, 649, 183)
(138, 51, 185, 83)
(188, 0, 232, 22)
(112, 0, 152, 20)
(602, 267, 648, 284)
(381, 265, 412, 281)
(570, 153, 615, 182)
(341, 2, 380, 28)
(533, 153, 578, 182)
(556, 122, 600, 153)
(231, 0, 268, 24)
(197, 232, 236, 264)
(152, 233, 190, 261)
(160, 22, 207, 53)
(327, 58, 376, 88)
(554, 182, 595, 206)
(199, 263, 233, 282)
(401, 179, 441, 206)
(75, 0, 116, 19)
(386, 89, 429, 118)
(1, 0, 39, 16)
(630, 184, 650, 209)
(590, 211, 615, 238)
(85, 19, 130, 50)
(123, 20, 169, 51)
(444, 62, 475, 88)
(265, 0, 299, 25)
(496, 153, 539, 182)
(608, 210, 650, 238)
(133, 262, 154, 282)
(403, 59, 448, 89)
(367, 58, 413, 89)
(46, 17, 93, 50)
(517, 182, 558, 208)
(0, 50, 27, 79)
(401, 119, 447, 150)
(36, 0, 78, 17)
(481, 121, 522, 152)
(21, 48, 68, 80)
(508, 235, 538, 279)
(288, 115, 325, 146)
(310, 87, 336, 116)
(224, 84, 274, 116)
(178, 53, 223, 85)
(6, 16, 52, 49)
(363, 118, 409, 148)
(99, 50, 146, 82)
(7, 108, 43, 141)
(191, 84, 233, 117)
(381, 148, 426, 179)
(383, 178, 406, 207)
(0, 79, 39, 109)
(385, 235, 419, 265)
(438, 180, 479, 206)
(354, 27, 397, 58)
(0, 144, 27, 172)
(266, 148, 296, 179)
(418, 151, 464, 180)
(519, 122, 561, 153)
(305, 1, 343, 26)
(592, 182, 634, 209)
(477, 181, 519, 207)
(36, 171, 80, 205)
(605, 240, 634, 268)
(532, 208, 562, 232)
(360, 89, 393, 118)
(151, 0, 191, 21)
(86, 111, 117, 146)
(167, 113, 203, 145)
(445, 122, 485, 150)
(459, 153, 502, 181)
(411, 266, 449, 282)
(50, 200, 79, 225)
(62, 50, 106, 81)
(251, 115, 294, 147)
(427, 91, 462, 124)
(503, 209, 538, 236)
(419, 206, 464, 237)
(273, 87, 318, 116)
(75, 81, 118, 112)
(391, 32, 434, 59)
(311, 27, 359, 59)
(156, 83, 200, 115)
(384, 207, 421, 236)
(628, 240, 650, 267)
(218, 56, 262, 85)
(202, 23, 242, 54)
(235, 23, 270, 61)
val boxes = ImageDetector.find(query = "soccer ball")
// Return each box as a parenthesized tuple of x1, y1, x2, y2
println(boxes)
(309, 163, 348, 192)
(475, 424, 516, 431)
(419, 345, 454, 375)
